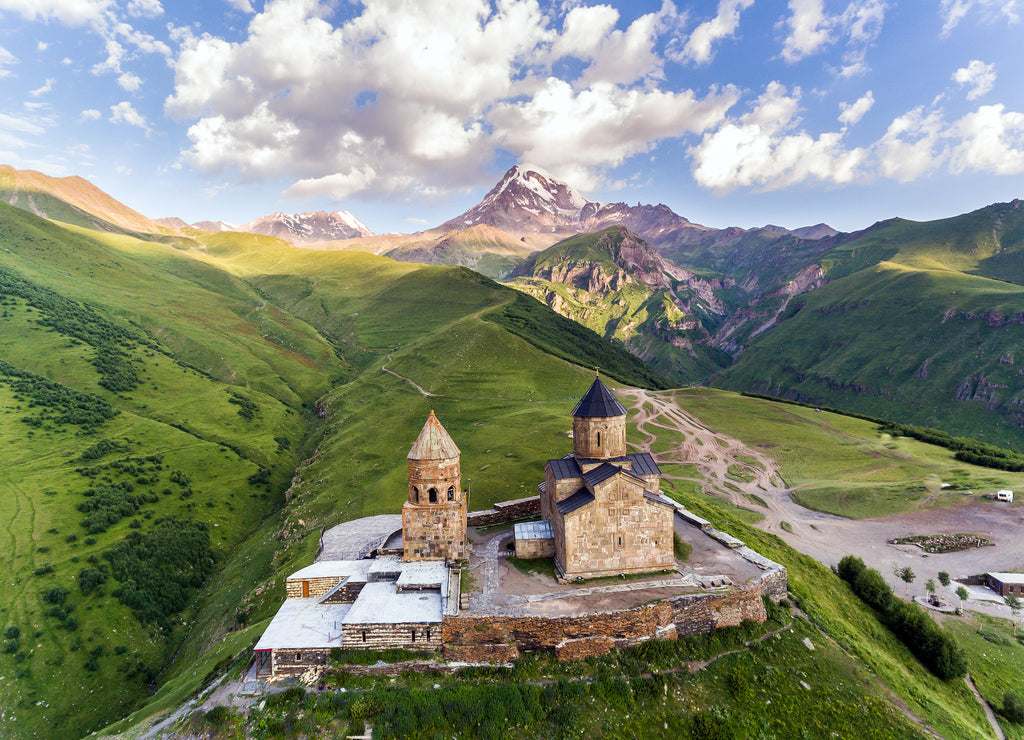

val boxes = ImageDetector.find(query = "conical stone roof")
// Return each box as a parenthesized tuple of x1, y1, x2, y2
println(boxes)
(407, 410, 460, 460)
(571, 376, 627, 418)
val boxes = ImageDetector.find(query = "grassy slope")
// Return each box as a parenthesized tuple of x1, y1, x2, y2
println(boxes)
(944, 612, 1024, 740)
(0, 205, 343, 739)
(719, 201, 1024, 450)
(673, 388, 1024, 518)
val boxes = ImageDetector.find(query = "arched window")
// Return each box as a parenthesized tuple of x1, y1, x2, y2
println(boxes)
(597, 431, 601, 447)
(429, 487, 437, 504)
(447, 486, 455, 501)
(412, 486, 419, 503)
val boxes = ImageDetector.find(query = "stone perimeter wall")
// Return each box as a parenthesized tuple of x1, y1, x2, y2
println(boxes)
(444, 507, 788, 663)
(442, 579, 772, 663)
(467, 495, 542, 527)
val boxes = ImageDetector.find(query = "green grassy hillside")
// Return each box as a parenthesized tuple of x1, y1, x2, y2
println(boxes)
(719, 201, 1024, 449)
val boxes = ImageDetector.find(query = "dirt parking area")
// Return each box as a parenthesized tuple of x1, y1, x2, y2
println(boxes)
(621, 388, 1024, 622)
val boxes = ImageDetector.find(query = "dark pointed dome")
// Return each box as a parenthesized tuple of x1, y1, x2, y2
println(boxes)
(572, 376, 626, 418)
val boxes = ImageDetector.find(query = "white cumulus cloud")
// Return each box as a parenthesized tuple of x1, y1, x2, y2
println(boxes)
(117, 71, 142, 91)
(680, 0, 754, 65)
(690, 81, 867, 192)
(109, 100, 148, 131)
(838, 91, 874, 126)
(0, 45, 16, 77)
(165, 0, 738, 199)
(780, 0, 886, 75)
(949, 104, 1024, 174)
(29, 78, 55, 96)
(0, 0, 113, 25)
(940, 0, 1019, 36)
(81, 108, 101, 120)
(953, 59, 996, 100)
(126, 0, 162, 18)
(781, 0, 832, 62)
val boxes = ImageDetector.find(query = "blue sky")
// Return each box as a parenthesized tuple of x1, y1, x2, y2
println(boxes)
(1, 0, 1023, 235)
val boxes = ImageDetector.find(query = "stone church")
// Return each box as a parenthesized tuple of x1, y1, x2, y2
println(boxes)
(520, 374, 675, 579)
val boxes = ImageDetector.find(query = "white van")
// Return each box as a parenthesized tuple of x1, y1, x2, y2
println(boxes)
(997, 489, 1014, 502)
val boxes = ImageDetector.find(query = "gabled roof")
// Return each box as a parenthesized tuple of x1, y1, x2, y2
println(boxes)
(583, 462, 645, 488)
(547, 457, 583, 480)
(572, 376, 627, 418)
(557, 488, 595, 515)
(626, 452, 661, 477)
(407, 410, 460, 460)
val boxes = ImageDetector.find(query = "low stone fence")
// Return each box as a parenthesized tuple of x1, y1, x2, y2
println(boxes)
(442, 579, 770, 662)
(467, 495, 541, 527)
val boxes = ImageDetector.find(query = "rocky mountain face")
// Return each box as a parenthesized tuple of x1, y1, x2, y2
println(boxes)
(439, 164, 588, 234)
(510, 226, 734, 382)
(238, 210, 373, 243)
(439, 164, 834, 253)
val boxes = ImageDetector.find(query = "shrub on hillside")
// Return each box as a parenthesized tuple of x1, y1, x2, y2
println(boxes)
(104, 516, 215, 629)
(1004, 692, 1024, 724)
(837, 554, 967, 680)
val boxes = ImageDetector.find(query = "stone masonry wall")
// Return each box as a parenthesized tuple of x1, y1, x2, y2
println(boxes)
(272, 648, 332, 677)
(341, 622, 442, 651)
(402, 502, 466, 561)
(515, 536, 555, 559)
(467, 496, 541, 526)
(558, 475, 674, 579)
(758, 568, 789, 602)
(572, 415, 626, 459)
(443, 580, 770, 661)
(285, 576, 344, 599)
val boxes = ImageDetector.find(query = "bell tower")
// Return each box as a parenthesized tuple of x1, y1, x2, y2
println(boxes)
(402, 411, 467, 561)
(571, 372, 627, 463)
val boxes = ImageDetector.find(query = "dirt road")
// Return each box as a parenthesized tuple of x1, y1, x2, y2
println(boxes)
(621, 388, 1024, 618)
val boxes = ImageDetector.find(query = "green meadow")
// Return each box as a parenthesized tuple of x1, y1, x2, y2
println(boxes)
(672, 388, 1024, 518)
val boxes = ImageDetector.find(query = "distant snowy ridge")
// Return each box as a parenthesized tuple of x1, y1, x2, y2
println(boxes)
(239, 210, 373, 243)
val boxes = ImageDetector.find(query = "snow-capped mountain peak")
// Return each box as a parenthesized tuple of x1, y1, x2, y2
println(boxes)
(237, 209, 373, 244)
(439, 164, 591, 234)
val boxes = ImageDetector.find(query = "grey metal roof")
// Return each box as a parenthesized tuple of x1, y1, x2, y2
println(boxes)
(627, 452, 661, 477)
(571, 377, 627, 418)
(342, 581, 442, 625)
(643, 491, 674, 507)
(514, 520, 554, 541)
(547, 457, 582, 479)
(583, 462, 621, 487)
(988, 572, 1024, 584)
(582, 462, 646, 488)
(575, 455, 629, 466)
(556, 488, 594, 515)
(254, 598, 350, 651)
